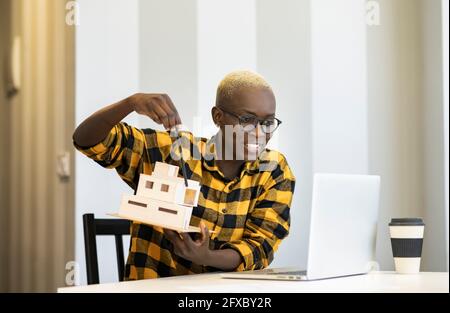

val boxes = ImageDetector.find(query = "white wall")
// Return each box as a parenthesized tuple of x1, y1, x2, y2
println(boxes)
(258, 0, 369, 269)
(421, 0, 447, 272)
(256, 0, 312, 269)
(196, 0, 257, 137)
(367, 0, 448, 271)
(310, 0, 369, 175)
(75, 0, 139, 284)
(367, 0, 425, 270)
(138, 0, 198, 131)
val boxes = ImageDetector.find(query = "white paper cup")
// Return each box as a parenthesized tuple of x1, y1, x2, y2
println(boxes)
(389, 218, 425, 274)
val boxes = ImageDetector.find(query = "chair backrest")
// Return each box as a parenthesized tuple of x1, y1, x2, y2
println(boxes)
(82, 213, 131, 285)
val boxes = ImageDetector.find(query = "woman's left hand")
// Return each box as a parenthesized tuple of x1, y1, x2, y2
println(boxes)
(164, 223, 211, 266)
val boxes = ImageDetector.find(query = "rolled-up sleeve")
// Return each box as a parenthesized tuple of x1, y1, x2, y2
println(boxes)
(221, 161, 296, 271)
(73, 122, 149, 189)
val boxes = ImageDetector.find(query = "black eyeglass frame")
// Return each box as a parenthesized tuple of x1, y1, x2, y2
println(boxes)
(217, 107, 282, 134)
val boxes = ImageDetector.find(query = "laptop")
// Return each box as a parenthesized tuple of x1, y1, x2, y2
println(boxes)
(221, 173, 380, 281)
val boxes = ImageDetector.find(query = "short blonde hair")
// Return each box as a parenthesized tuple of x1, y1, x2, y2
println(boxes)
(216, 70, 273, 107)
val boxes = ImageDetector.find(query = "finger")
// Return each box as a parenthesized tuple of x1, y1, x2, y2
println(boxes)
(162, 95, 183, 127)
(164, 230, 187, 251)
(152, 103, 170, 129)
(202, 223, 210, 243)
(162, 94, 178, 115)
(197, 223, 210, 245)
(159, 100, 178, 129)
(167, 113, 177, 130)
(134, 102, 162, 124)
(163, 229, 177, 242)
(180, 233, 195, 248)
(145, 111, 162, 124)
(175, 114, 182, 126)
(164, 229, 183, 243)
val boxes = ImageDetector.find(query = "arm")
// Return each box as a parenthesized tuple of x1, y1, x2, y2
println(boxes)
(204, 249, 241, 271)
(73, 93, 182, 189)
(73, 97, 135, 147)
(220, 161, 296, 271)
(73, 93, 182, 148)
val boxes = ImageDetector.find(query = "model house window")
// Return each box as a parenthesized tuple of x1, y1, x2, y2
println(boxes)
(145, 181, 154, 189)
(158, 207, 178, 215)
(161, 184, 170, 192)
(128, 200, 147, 208)
(184, 189, 197, 205)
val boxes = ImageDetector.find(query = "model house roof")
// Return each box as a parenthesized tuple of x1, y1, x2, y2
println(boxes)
(144, 162, 200, 188)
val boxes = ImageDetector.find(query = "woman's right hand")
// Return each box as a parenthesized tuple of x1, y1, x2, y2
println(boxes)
(130, 93, 182, 130)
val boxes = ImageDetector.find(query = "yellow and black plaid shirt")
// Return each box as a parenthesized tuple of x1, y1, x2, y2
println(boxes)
(74, 122, 295, 280)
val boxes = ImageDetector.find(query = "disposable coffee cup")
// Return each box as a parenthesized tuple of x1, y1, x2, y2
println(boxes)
(389, 218, 425, 274)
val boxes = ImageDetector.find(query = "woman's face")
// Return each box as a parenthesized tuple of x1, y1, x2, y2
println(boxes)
(212, 87, 276, 161)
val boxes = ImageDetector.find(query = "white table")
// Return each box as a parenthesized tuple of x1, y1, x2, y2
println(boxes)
(58, 271, 448, 293)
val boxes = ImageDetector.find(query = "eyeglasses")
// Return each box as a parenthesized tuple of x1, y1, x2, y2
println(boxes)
(218, 107, 282, 134)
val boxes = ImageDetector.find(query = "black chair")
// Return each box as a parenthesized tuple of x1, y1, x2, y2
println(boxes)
(83, 213, 131, 285)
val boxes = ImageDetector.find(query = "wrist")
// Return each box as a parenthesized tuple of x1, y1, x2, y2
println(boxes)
(123, 94, 138, 113)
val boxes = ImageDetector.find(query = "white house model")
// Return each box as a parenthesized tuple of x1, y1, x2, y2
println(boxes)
(112, 162, 202, 232)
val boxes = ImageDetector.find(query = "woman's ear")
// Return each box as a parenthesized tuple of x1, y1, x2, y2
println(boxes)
(211, 106, 222, 127)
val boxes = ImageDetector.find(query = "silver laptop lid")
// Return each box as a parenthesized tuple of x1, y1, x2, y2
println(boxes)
(306, 174, 380, 280)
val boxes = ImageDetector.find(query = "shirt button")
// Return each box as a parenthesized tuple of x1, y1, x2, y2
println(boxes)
(222, 209, 227, 214)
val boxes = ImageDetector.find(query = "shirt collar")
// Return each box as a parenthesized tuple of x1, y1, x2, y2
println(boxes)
(202, 136, 262, 180)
